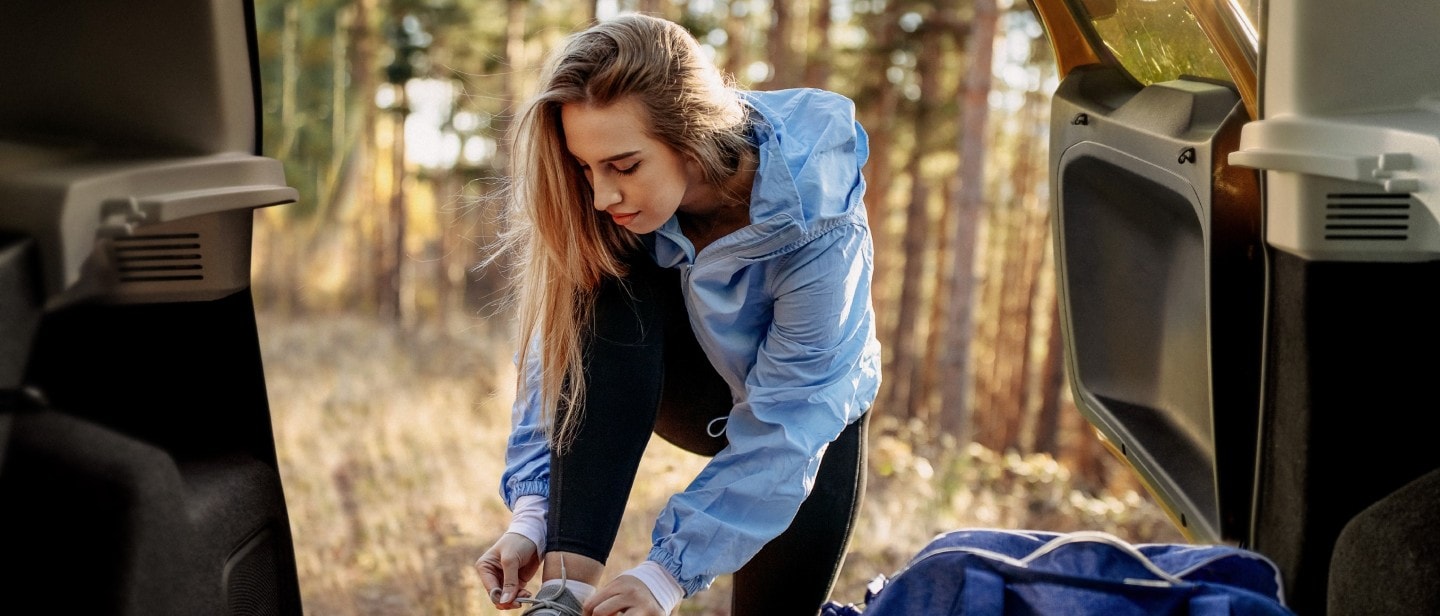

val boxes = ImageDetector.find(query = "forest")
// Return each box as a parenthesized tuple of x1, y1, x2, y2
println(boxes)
(244, 0, 1186, 613)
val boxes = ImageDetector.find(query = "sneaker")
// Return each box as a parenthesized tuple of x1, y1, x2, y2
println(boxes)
(518, 582, 584, 616)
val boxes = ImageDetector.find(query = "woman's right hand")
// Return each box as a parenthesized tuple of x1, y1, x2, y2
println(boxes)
(476, 532, 541, 609)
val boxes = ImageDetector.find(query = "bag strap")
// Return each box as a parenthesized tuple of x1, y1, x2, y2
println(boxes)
(1024, 531, 1183, 584)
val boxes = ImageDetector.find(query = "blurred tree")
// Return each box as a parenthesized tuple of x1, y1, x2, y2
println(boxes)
(802, 0, 833, 88)
(379, 9, 432, 323)
(918, 0, 967, 432)
(766, 0, 798, 87)
(254, 0, 374, 313)
(721, 0, 750, 83)
(887, 3, 945, 422)
(938, 0, 996, 445)
(851, 2, 901, 406)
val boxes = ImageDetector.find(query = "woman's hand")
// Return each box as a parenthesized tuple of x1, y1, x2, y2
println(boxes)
(584, 574, 666, 616)
(475, 533, 541, 609)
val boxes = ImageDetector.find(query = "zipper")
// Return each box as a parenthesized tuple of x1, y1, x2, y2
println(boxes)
(677, 261, 746, 396)
(658, 213, 808, 395)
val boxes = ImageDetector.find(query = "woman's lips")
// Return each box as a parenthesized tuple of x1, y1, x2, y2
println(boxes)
(610, 212, 638, 226)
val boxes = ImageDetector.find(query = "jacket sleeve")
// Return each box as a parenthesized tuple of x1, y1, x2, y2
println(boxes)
(647, 221, 881, 596)
(499, 341, 552, 510)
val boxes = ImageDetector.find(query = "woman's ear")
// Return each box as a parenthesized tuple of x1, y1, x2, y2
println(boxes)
(684, 155, 706, 185)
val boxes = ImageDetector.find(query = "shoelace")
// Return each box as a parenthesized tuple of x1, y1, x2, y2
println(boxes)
(516, 595, 583, 616)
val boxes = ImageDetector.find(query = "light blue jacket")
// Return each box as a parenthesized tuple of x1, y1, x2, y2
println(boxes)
(500, 88, 882, 596)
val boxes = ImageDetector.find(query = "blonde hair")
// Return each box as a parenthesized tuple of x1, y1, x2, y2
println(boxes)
(498, 13, 753, 452)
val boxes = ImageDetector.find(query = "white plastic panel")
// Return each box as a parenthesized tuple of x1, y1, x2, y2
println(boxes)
(1229, 0, 1440, 262)
(0, 151, 294, 306)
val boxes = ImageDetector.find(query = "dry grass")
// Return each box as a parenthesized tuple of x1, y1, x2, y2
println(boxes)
(258, 311, 1184, 616)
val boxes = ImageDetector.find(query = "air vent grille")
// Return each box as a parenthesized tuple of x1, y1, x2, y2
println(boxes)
(112, 233, 204, 283)
(1324, 193, 1412, 241)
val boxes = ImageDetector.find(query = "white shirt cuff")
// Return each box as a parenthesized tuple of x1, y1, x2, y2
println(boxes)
(506, 494, 548, 555)
(621, 560, 684, 615)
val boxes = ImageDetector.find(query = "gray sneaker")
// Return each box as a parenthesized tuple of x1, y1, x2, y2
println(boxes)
(518, 583, 584, 616)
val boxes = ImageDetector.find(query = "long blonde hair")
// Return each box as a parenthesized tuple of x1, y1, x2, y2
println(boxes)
(498, 14, 753, 452)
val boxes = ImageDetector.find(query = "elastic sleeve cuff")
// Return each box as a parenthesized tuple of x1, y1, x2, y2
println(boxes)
(621, 560, 684, 615)
(502, 479, 549, 509)
(506, 494, 548, 555)
(646, 545, 712, 597)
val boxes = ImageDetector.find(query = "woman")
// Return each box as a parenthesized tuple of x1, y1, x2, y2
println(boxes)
(476, 13, 880, 616)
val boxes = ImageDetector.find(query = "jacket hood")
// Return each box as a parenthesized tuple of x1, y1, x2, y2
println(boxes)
(652, 88, 869, 266)
(741, 88, 870, 229)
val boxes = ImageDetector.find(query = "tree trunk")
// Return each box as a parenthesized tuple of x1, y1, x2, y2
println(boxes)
(1008, 91, 1051, 453)
(277, 3, 299, 161)
(998, 102, 1046, 447)
(938, 0, 997, 443)
(975, 203, 1011, 449)
(919, 178, 958, 430)
(802, 0, 832, 89)
(723, 0, 749, 82)
(503, 0, 526, 160)
(271, 3, 302, 313)
(897, 17, 948, 420)
(463, 0, 527, 314)
(766, 0, 796, 87)
(888, 175, 929, 419)
(1004, 206, 1046, 450)
(435, 170, 459, 328)
(348, 0, 384, 317)
(855, 1, 902, 411)
(386, 96, 407, 325)
(1032, 242, 1064, 456)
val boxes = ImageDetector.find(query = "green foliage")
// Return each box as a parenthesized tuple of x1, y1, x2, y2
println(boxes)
(255, 0, 359, 219)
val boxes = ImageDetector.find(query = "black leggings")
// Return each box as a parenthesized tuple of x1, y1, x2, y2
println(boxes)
(547, 257, 869, 616)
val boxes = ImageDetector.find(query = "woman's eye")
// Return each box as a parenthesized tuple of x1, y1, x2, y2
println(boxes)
(615, 162, 639, 175)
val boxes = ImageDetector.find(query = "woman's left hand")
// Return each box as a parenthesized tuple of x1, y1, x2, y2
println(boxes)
(583, 574, 666, 616)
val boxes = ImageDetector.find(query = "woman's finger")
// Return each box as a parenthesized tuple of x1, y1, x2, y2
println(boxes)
(475, 555, 503, 601)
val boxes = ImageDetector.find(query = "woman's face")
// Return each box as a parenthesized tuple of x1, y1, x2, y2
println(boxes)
(561, 97, 705, 234)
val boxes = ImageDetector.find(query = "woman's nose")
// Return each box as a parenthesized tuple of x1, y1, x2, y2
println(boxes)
(592, 180, 621, 210)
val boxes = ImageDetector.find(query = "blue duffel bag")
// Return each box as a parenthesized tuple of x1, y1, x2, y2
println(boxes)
(823, 529, 1294, 615)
